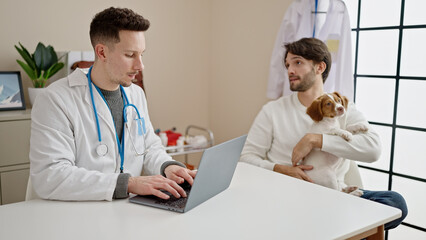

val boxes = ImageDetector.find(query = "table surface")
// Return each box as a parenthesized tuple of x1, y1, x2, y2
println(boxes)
(0, 162, 401, 240)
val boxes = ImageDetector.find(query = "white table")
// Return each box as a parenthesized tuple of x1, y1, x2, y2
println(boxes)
(0, 162, 401, 240)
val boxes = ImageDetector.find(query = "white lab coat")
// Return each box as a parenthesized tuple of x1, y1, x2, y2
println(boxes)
(267, 0, 354, 101)
(30, 68, 172, 201)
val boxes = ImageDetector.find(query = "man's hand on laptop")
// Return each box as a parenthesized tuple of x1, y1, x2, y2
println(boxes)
(128, 175, 188, 200)
(164, 165, 196, 186)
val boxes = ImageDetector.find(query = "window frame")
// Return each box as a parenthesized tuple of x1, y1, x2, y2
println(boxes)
(349, 0, 426, 237)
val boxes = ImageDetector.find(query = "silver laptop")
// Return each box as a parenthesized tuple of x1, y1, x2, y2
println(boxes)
(129, 135, 247, 213)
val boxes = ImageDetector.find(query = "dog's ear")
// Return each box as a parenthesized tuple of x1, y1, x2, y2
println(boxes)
(341, 95, 349, 109)
(333, 91, 342, 100)
(333, 91, 349, 109)
(306, 98, 323, 122)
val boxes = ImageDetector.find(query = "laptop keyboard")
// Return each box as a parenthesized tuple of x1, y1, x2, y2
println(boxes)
(155, 193, 189, 208)
(153, 182, 192, 209)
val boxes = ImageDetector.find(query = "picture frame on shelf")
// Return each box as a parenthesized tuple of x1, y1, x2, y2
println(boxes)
(0, 71, 26, 111)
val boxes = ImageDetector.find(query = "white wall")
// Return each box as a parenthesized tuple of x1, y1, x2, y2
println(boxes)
(0, 0, 212, 135)
(0, 0, 292, 144)
(210, 0, 291, 143)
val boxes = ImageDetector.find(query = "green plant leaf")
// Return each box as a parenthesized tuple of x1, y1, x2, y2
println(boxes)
(34, 43, 43, 71)
(44, 62, 64, 79)
(34, 42, 52, 71)
(19, 42, 36, 69)
(47, 45, 58, 63)
(16, 60, 37, 80)
(16, 41, 62, 87)
(33, 77, 46, 88)
(15, 43, 36, 70)
(39, 79, 47, 88)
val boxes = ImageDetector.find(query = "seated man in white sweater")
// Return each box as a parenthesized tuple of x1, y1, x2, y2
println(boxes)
(240, 38, 407, 230)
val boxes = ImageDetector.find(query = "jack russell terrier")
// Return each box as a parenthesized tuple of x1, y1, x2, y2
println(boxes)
(302, 92, 368, 196)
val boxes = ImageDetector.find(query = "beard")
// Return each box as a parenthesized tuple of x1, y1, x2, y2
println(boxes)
(119, 79, 133, 88)
(114, 73, 137, 88)
(289, 67, 316, 92)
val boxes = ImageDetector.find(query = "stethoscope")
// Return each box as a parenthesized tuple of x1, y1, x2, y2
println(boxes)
(313, 0, 318, 38)
(87, 66, 149, 173)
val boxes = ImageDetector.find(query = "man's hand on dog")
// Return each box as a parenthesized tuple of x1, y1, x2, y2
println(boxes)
(291, 133, 323, 166)
(273, 164, 314, 183)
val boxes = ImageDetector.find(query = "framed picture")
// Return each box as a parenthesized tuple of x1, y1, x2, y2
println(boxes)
(0, 71, 26, 111)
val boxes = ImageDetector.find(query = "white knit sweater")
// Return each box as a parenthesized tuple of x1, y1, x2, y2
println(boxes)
(240, 93, 381, 188)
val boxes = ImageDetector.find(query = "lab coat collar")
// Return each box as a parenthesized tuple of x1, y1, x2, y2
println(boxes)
(68, 68, 90, 87)
(68, 68, 117, 140)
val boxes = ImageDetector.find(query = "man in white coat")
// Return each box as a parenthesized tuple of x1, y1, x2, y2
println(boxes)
(30, 7, 195, 201)
(241, 38, 407, 230)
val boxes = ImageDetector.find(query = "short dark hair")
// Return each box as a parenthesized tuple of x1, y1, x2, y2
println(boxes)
(90, 7, 150, 47)
(284, 38, 332, 83)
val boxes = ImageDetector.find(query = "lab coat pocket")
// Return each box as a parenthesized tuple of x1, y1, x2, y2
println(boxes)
(126, 117, 147, 158)
(326, 34, 341, 63)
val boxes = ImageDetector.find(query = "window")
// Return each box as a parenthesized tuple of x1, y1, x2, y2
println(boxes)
(344, 0, 426, 239)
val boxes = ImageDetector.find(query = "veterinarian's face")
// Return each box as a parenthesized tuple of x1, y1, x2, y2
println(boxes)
(104, 30, 145, 88)
(285, 53, 317, 92)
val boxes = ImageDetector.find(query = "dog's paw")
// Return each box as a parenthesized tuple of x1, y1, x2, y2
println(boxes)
(349, 189, 364, 197)
(342, 186, 357, 193)
(340, 131, 353, 141)
(347, 123, 369, 134)
(342, 186, 364, 197)
(329, 129, 353, 141)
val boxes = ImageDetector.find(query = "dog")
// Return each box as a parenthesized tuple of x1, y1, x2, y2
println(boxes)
(302, 92, 368, 196)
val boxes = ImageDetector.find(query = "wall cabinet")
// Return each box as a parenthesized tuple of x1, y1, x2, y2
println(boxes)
(0, 110, 31, 205)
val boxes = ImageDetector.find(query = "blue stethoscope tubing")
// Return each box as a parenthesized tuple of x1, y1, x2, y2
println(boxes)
(313, 0, 318, 38)
(87, 66, 147, 173)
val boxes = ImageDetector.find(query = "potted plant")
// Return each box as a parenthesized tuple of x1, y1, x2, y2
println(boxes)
(15, 42, 64, 105)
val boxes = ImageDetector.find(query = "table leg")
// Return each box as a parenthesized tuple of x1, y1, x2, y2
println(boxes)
(346, 224, 384, 240)
(366, 225, 384, 240)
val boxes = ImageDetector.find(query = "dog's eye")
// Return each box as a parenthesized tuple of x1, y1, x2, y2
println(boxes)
(337, 99, 341, 103)
(327, 102, 332, 106)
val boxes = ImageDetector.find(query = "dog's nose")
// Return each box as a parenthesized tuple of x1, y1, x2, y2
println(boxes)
(337, 107, 344, 112)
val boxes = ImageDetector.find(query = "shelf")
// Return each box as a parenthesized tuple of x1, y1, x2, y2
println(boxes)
(0, 109, 31, 121)
(165, 144, 207, 156)
(164, 125, 214, 157)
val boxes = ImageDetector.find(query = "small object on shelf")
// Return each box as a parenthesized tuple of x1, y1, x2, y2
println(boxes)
(163, 128, 181, 146)
(167, 142, 177, 153)
(165, 125, 214, 158)
(159, 132, 168, 147)
(186, 135, 208, 148)
(177, 136, 185, 153)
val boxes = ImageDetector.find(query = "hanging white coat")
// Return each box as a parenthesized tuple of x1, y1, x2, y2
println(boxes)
(267, 0, 354, 101)
(30, 68, 172, 201)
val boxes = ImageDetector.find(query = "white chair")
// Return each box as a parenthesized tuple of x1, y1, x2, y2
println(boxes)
(344, 160, 364, 189)
(25, 177, 40, 201)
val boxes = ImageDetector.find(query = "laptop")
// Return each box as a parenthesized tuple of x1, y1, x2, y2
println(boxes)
(129, 135, 247, 213)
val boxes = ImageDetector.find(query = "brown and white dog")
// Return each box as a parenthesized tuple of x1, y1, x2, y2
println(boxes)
(303, 92, 367, 196)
